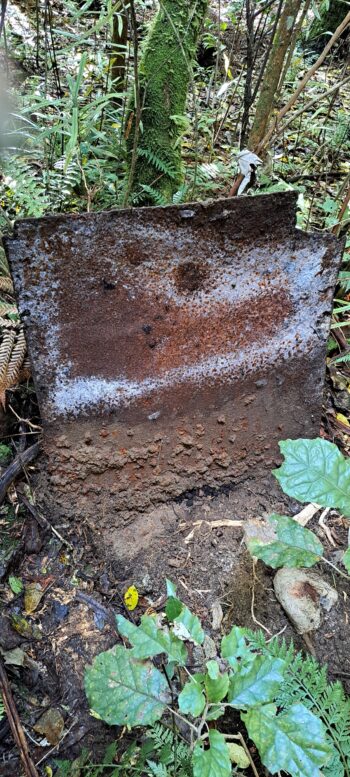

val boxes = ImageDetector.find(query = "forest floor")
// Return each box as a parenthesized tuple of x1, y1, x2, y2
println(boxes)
(1, 3, 350, 774)
(1, 434, 350, 775)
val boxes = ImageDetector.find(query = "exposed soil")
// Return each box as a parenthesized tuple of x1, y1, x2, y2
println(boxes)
(1, 467, 350, 776)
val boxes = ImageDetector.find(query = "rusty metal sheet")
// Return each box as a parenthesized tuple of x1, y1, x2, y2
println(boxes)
(4, 192, 343, 523)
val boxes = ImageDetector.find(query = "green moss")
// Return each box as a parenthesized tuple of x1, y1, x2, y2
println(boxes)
(125, 0, 208, 204)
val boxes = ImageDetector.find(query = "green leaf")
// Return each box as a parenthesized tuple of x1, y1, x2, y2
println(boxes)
(206, 705, 225, 721)
(192, 730, 231, 777)
(165, 596, 183, 621)
(273, 438, 350, 516)
(221, 626, 250, 667)
(116, 614, 187, 665)
(173, 605, 205, 645)
(178, 678, 205, 717)
(206, 660, 220, 679)
(204, 671, 229, 703)
(343, 548, 350, 573)
(8, 576, 23, 595)
(84, 645, 170, 727)
(246, 514, 323, 569)
(227, 655, 285, 708)
(166, 579, 177, 598)
(227, 743, 250, 768)
(242, 702, 332, 777)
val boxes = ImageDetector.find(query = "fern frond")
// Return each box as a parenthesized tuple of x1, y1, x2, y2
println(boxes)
(134, 185, 168, 206)
(0, 330, 16, 382)
(339, 272, 350, 293)
(0, 277, 14, 294)
(6, 329, 27, 385)
(146, 761, 168, 777)
(333, 352, 350, 365)
(137, 148, 179, 180)
(0, 302, 17, 317)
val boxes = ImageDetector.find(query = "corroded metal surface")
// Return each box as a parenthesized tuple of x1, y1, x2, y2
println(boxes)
(5, 192, 343, 524)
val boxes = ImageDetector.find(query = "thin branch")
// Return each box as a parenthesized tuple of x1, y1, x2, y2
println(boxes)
(259, 9, 350, 150)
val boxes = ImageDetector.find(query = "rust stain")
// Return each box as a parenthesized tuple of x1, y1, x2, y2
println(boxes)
(4, 192, 344, 523)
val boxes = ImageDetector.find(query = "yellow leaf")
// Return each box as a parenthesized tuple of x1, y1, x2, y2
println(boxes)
(124, 585, 139, 611)
(336, 413, 350, 428)
(227, 742, 250, 768)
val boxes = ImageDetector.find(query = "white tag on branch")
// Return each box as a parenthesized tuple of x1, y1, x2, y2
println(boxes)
(237, 148, 262, 195)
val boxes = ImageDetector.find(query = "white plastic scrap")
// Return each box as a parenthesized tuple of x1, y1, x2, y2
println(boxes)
(237, 149, 262, 195)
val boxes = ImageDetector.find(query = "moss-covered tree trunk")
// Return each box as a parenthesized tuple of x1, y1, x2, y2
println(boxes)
(125, 0, 208, 205)
(308, 1, 349, 49)
(248, 0, 302, 153)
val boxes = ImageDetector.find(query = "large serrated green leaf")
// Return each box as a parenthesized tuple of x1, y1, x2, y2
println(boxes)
(116, 614, 187, 665)
(178, 678, 205, 717)
(273, 438, 350, 516)
(84, 645, 170, 727)
(227, 654, 285, 708)
(246, 514, 323, 569)
(173, 605, 204, 645)
(242, 702, 332, 777)
(192, 730, 231, 777)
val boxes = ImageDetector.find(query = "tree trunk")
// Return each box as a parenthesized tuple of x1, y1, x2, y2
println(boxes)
(125, 0, 208, 205)
(308, 0, 349, 49)
(248, 0, 302, 152)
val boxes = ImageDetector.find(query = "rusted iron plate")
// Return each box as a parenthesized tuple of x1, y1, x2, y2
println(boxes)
(5, 192, 343, 522)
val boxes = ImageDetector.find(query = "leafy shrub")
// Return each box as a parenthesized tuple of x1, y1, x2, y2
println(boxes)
(84, 580, 333, 777)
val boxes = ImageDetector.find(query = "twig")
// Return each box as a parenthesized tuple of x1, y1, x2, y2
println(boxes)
(0, 442, 40, 505)
(259, 10, 350, 151)
(8, 404, 42, 432)
(0, 656, 40, 777)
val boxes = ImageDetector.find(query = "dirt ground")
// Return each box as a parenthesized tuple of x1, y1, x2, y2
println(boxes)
(1, 463, 350, 776)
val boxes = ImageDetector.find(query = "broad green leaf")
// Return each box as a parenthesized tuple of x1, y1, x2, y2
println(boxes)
(242, 702, 332, 777)
(173, 605, 204, 645)
(193, 730, 231, 777)
(116, 614, 187, 665)
(273, 438, 350, 517)
(8, 576, 23, 595)
(246, 514, 323, 569)
(206, 660, 220, 679)
(84, 645, 170, 726)
(221, 626, 250, 667)
(204, 671, 229, 703)
(166, 579, 177, 597)
(343, 547, 350, 573)
(165, 596, 183, 621)
(227, 654, 285, 708)
(178, 678, 205, 717)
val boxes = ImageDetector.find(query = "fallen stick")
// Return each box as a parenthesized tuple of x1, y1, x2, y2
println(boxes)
(0, 657, 40, 777)
(0, 442, 40, 505)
